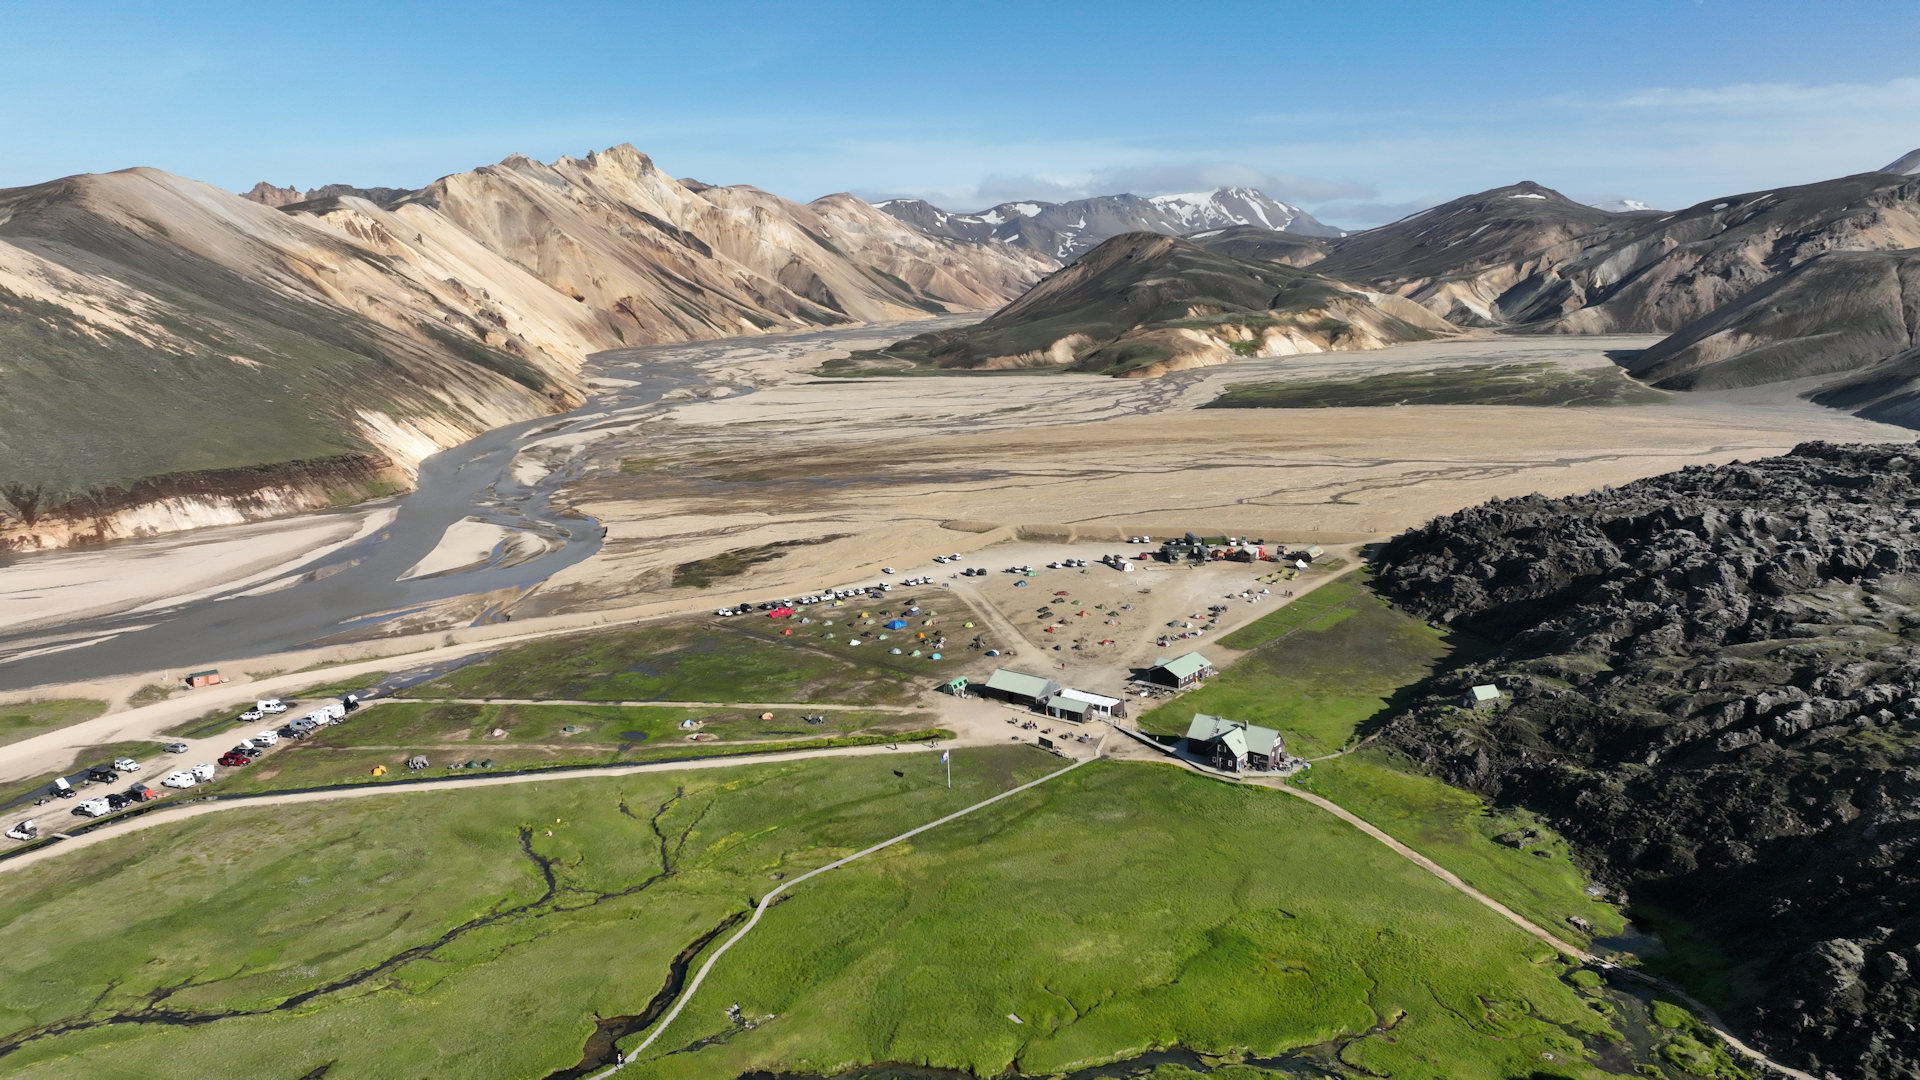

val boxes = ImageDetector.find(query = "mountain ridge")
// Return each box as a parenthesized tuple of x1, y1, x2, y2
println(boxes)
(0, 145, 1048, 550)
(837, 231, 1451, 379)
(876, 185, 1342, 260)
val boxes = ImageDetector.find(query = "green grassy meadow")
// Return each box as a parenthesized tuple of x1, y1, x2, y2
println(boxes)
(0, 699, 107, 748)
(1295, 752, 1626, 944)
(1136, 572, 1619, 951)
(633, 761, 1647, 1080)
(0, 752, 1679, 1080)
(202, 702, 944, 795)
(401, 620, 948, 705)
(1143, 572, 1455, 757)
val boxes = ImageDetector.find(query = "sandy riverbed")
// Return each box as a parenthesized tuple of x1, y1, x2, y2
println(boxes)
(0, 507, 393, 637)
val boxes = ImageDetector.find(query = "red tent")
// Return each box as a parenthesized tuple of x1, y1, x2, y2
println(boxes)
(768, 606, 795, 618)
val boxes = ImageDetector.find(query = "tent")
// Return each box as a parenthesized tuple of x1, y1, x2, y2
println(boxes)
(885, 619, 908, 630)
(769, 607, 795, 618)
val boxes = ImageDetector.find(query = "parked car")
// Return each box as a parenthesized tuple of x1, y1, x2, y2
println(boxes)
(103, 793, 130, 811)
(73, 798, 111, 818)
(239, 709, 264, 722)
(257, 699, 288, 714)
(5, 820, 36, 842)
(190, 763, 217, 782)
(161, 771, 196, 789)
(51, 777, 75, 799)
(165, 742, 189, 754)
(217, 753, 250, 768)
(112, 757, 141, 772)
(126, 785, 160, 803)
(85, 766, 118, 783)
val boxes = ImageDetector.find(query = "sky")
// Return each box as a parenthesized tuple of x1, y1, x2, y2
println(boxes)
(2, 0, 1916, 229)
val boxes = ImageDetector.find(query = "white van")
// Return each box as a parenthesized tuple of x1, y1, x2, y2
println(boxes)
(74, 798, 112, 818)
(161, 771, 196, 789)
(189, 762, 216, 782)
(258, 699, 288, 714)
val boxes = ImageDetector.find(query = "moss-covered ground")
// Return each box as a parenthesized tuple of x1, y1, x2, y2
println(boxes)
(404, 609, 974, 705)
(0, 751, 1679, 1080)
(0, 698, 107, 748)
(1204, 363, 1671, 410)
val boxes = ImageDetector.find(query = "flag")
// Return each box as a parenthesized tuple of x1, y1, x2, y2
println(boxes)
(940, 750, 949, 763)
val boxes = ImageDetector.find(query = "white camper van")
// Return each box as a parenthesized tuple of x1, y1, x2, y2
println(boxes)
(257, 698, 288, 714)
(161, 771, 196, 789)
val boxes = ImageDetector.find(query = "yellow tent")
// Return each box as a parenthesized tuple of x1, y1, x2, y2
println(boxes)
(371, 764, 387, 776)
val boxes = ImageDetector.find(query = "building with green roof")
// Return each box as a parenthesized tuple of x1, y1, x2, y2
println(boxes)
(980, 668, 1062, 708)
(1147, 651, 1215, 689)
(1183, 713, 1284, 772)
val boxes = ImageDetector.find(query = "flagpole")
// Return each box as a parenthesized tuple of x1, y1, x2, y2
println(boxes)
(945, 749, 951, 788)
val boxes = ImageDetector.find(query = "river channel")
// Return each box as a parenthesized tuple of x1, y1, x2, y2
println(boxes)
(0, 321, 941, 691)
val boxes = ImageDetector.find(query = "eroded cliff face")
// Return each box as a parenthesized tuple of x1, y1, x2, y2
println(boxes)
(0, 455, 404, 552)
(0, 146, 1049, 552)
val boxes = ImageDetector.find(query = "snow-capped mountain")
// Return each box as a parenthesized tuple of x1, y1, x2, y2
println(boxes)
(876, 186, 1343, 261)
(1590, 198, 1658, 213)
(1882, 148, 1920, 175)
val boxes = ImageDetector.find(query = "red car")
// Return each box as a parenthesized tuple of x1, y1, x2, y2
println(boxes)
(217, 752, 252, 768)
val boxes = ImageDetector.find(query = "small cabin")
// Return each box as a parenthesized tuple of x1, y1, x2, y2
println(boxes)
(1464, 684, 1502, 709)
(1146, 652, 1215, 690)
(184, 669, 223, 688)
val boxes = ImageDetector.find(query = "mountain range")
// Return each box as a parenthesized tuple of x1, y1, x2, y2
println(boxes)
(903, 151, 1920, 426)
(875, 186, 1342, 260)
(10, 141, 1920, 551)
(0, 145, 1049, 549)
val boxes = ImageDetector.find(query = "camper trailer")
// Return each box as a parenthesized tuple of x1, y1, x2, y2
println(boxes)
(73, 798, 112, 818)
(189, 762, 217, 782)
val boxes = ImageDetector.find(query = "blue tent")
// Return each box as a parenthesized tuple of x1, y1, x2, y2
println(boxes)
(884, 619, 908, 630)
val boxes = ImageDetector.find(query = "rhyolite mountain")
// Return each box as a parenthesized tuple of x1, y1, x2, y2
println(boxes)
(1312, 173, 1920, 334)
(1370, 441, 1920, 1080)
(876, 186, 1342, 261)
(0, 145, 1048, 550)
(1625, 248, 1920, 420)
(840, 232, 1450, 378)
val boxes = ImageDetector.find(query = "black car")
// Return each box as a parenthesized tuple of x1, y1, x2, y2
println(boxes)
(103, 793, 130, 811)
(85, 767, 118, 783)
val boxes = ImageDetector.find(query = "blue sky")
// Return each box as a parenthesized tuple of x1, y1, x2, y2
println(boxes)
(3, 0, 1915, 227)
